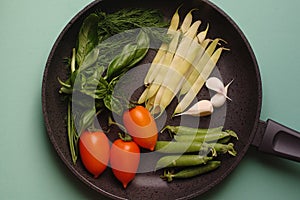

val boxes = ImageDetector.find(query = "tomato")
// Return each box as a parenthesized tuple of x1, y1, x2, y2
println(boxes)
(123, 106, 158, 151)
(79, 131, 110, 178)
(110, 139, 140, 189)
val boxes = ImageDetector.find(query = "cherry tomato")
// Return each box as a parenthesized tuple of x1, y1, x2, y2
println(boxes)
(79, 131, 110, 178)
(110, 139, 140, 189)
(123, 106, 158, 151)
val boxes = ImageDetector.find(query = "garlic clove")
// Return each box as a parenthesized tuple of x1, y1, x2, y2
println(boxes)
(211, 79, 234, 107)
(205, 77, 225, 94)
(174, 100, 214, 117)
(211, 93, 226, 108)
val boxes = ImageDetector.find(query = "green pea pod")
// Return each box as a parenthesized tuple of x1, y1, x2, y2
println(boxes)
(162, 125, 223, 136)
(174, 130, 238, 143)
(161, 161, 221, 182)
(105, 30, 150, 80)
(213, 143, 237, 156)
(155, 141, 215, 155)
(156, 155, 213, 169)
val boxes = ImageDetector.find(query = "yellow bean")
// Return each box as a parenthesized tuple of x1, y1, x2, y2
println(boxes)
(179, 38, 219, 96)
(144, 7, 180, 85)
(155, 37, 202, 113)
(180, 9, 197, 34)
(197, 23, 209, 43)
(137, 87, 149, 104)
(145, 31, 181, 102)
(153, 22, 202, 114)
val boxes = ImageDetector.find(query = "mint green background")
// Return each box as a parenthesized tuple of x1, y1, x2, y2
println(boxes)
(1, 0, 299, 199)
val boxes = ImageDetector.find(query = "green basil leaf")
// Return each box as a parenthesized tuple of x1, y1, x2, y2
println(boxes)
(103, 94, 112, 111)
(79, 47, 99, 71)
(76, 13, 99, 67)
(78, 108, 96, 133)
(104, 94, 123, 116)
(126, 30, 150, 68)
(105, 43, 137, 80)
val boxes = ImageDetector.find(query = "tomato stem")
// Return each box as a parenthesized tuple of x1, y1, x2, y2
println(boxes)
(108, 116, 132, 142)
(108, 116, 127, 132)
(118, 132, 132, 142)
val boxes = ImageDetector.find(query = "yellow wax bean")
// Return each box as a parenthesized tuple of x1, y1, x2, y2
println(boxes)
(180, 9, 197, 34)
(156, 37, 202, 112)
(144, 8, 180, 85)
(153, 21, 202, 113)
(180, 38, 219, 96)
(144, 31, 181, 102)
(197, 23, 209, 43)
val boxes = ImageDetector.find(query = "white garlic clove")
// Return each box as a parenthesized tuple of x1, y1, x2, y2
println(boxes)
(211, 93, 227, 108)
(175, 100, 214, 117)
(205, 77, 225, 94)
(211, 79, 234, 107)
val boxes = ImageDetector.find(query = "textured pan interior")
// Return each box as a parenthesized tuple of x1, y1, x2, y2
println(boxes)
(42, 0, 262, 199)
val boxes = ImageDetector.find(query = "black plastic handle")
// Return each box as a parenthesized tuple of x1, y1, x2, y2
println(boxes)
(253, 119, 300, 162)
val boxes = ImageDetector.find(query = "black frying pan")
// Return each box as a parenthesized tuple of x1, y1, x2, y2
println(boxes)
(42, 0, 300, 199)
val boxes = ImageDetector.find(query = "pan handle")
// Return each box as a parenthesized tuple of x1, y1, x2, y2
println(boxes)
(252, 119, 300, 162)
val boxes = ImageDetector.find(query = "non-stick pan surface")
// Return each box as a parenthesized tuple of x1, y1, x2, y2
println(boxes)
(42, 0, 263, 199)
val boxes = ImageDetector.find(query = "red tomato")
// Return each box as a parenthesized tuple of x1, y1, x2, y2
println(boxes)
(110, 139, 140, 189)
(79, 131, 110, 178)
(123, 106, 158, 151)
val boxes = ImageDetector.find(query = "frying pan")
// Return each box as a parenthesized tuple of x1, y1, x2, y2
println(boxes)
(41, 0, 300, 199)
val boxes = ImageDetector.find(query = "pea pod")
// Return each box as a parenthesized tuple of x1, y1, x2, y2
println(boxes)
(154, 141, 216, 156)
(105, 30, 150, 80)
(213, 142, 237, 156)
(156, 155, 213, 169)
(217, 136, 231, 144)
(155, 141, 237, 157)
(174, 130, 238, 143)
(161, 161, 221, 182)
(162, 125, 223, 136)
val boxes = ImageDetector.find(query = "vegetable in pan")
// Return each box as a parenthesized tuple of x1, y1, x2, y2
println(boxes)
(155, 125, 238, 182)
(156, 155, 213, 169)
(58, 8, 168, 164)
(173, 130, 238, 143)
(79, 131, 110, 178)
(161, 161, 221, 182)
(143, 7, 180, 86)
(206, 77, 234, 108)
(155, 140, 237, 156)
(123, 105, 158, 151)
(105, 30, 150, 80)
(173, 99, 214, 117)
(154, 141, 216, 155)
(162, 125, 224, 135)
(110, 134, 140, 189)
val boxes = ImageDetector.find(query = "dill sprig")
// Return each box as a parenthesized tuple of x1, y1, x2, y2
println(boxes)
(96, 8, 169, 41)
